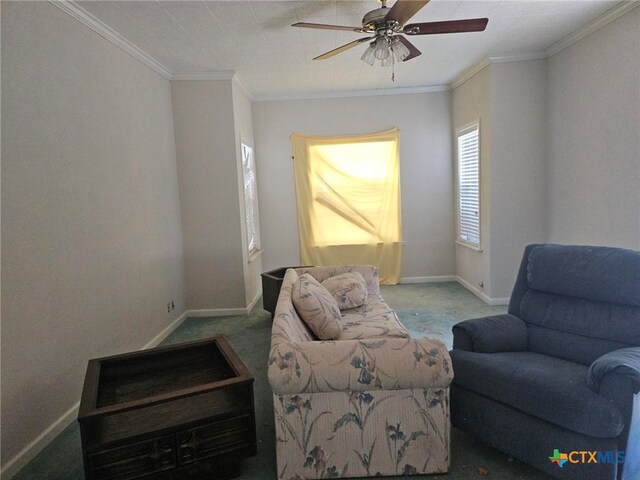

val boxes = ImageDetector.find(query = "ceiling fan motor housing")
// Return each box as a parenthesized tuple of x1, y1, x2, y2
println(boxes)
(362, 8, 389, 31)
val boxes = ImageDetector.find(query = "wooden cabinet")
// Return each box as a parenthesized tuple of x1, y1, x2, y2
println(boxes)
(261, 266, 310, 318)
(78, 336, 256, 480)
(87, 435, 175, 480)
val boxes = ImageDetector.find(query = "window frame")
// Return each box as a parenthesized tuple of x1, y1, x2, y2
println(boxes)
(455, 121, 482, 251)
(240, 139, 261, 260)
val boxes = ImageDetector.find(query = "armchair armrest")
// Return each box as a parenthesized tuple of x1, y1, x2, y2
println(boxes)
(268, 337, 452, 395)
(588, 347, 640, 394)
(452, 314, 528, 353)
(588, 347, 640, 479)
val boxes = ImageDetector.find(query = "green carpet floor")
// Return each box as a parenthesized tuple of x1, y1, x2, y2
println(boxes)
(13, 282, 552, 479)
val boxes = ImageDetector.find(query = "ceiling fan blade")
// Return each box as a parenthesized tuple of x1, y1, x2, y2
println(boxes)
(396, 35, 422, 62)
(292, 22, 364, 33)
(403, 18, 488, 35)
(313, 37, 373, 60)
(385, 0, 429, 26)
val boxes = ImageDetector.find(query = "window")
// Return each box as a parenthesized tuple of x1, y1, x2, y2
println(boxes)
(291, 128, 402, 284)
(241, 140, 260, 257)
(306, 139, 400, 247)
(456, 123, 480, 248)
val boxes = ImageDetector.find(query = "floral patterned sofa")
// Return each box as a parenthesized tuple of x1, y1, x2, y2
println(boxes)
(268, 265, 453, 480)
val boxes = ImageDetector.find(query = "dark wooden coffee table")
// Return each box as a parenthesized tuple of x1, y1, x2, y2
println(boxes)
(78, 336, 256, 480)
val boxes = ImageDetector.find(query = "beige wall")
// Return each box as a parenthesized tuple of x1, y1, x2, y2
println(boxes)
(451, 7, 640, 300)
(547, 8, 640, 249)
(252, 92, 456, 280)
(233, 82, 263, 306)
(3, 1, 638, 474)
(452, 60, 548, 301)
(1, 1, 185, 468)
(171, 80, 246, 310)
(489, 60, 548, 298)
(452, 67, 493, 297)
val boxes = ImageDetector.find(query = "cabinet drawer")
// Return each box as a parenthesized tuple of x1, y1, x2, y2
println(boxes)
(173, 456, 241, 480)
(176, 415, 252, 464)
(88, 435, 175, 480)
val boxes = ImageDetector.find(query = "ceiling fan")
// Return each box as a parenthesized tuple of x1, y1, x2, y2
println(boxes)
(292, 0, 488, 67)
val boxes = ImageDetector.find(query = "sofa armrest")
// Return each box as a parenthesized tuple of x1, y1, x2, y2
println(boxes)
(452, 314, 528, 353)
(588, 347, 640, 394)
(268, 337, 452, 395)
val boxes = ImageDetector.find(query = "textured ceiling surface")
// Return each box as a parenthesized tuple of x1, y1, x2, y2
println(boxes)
(77, 0, 618, 98)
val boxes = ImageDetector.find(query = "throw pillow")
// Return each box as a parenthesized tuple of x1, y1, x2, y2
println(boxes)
(321, 272, 368, 310)
(292, 273, 342, 340)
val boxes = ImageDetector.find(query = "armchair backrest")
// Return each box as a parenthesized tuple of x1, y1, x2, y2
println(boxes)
(509, 244, 640, 365)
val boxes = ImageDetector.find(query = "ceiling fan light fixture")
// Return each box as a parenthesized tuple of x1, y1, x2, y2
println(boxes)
(390, 37, 410, 62)
(360, 42, 376, 65)
(380, 52, 395, 68)
(373, 37, 390, 60)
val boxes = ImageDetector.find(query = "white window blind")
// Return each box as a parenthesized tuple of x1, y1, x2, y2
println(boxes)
(241, 141, 260, 256)
(457, 124, 480, 247)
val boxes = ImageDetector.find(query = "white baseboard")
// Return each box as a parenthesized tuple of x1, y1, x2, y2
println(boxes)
(188, 290, 263, 318)
(0, 401, 81, 479)
(142, 310, 189, 350)
(246, 289, 262, 312)
(399, 275, 457, 284)
(455, 276, 510, 306)
(1, 310, 190, 479)
(187, 307, 250, 317)
(2, 291, 270, 478)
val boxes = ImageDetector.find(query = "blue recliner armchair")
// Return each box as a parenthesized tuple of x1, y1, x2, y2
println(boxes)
(450, 244, 640, 480)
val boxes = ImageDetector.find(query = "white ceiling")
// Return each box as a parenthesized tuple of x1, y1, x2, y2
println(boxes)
(75, 0, 620, 98)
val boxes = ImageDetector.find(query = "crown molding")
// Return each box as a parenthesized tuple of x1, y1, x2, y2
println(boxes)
(170, 71, 236, 81)
(49, 0, 172, 79)
(546, 1, 639, 57)
(51, 0, 638, 100)
(232, 76, 255, 102)
(169, 72, 255, 101)
(487, 52, 547, 64)
(450, 57, 490, 90)
(253, 84, 451, 102)
(451, 2, 638, 89)
(450, 51, 547, 89)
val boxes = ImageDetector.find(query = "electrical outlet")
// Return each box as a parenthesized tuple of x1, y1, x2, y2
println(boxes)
(167, 302, 171, 313)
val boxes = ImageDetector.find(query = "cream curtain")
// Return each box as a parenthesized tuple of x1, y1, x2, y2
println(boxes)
(291, 128, 402, 285)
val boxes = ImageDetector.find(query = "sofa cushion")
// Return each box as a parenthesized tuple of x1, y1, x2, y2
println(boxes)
(338, 295, 409, 340)
(291, 273, 342, 340)
(321, 272, 368, 310)
(450, 350, 625, 438)
(296, 265, 381, 296)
